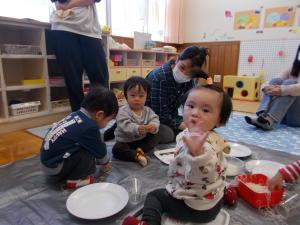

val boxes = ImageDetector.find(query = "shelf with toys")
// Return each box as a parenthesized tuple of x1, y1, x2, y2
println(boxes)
(108, 45, 178, 105)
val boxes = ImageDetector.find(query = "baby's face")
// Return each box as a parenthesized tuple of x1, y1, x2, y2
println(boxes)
(183, 88, 222, 133)
(126, 85, 147, 111)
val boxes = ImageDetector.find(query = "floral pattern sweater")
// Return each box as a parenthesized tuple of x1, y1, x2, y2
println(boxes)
(166, 129, 229, 210)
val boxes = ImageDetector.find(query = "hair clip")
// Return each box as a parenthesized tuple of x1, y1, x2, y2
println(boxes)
(256, 30, 263, 34)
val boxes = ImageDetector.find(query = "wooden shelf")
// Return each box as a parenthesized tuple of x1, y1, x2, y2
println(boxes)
(1, 54, 44, 59)
(6, 84, 46, 91)
(52, 106, 71, 114)
(0, 17, 50, 127)
(6, 110, 49, 122)
(108, 48, 175, 84)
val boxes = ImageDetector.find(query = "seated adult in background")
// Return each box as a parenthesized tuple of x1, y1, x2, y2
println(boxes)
(245, 45, 300, 130)
(145, 46, 208, 143)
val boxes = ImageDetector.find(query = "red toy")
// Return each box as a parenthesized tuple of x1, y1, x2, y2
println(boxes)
(236, 174, 284, 208)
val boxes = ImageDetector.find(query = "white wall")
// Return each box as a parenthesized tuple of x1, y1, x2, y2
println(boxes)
(183, 0, 300, 43)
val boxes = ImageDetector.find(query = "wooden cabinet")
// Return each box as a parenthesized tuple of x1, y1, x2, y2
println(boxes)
(0, 16, 176, 132)
(109, 48, 177, 83)
(108, 48, 177, 105)
(0, 17, 50, 123)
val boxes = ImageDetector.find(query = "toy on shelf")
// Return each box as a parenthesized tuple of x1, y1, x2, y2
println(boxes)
(223, 72, 264, 101)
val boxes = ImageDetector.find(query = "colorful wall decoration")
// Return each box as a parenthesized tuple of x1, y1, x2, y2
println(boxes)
(264, 7, 295, 28)
(234, 10, 261, 30)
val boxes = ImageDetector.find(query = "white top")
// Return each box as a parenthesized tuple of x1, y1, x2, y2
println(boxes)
(51, 5, 102, 39)
(166, 130, 228, 210)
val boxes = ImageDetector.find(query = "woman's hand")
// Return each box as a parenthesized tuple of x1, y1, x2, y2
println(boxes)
(183, 131, 209, 156)
(263, 85, 281, 96)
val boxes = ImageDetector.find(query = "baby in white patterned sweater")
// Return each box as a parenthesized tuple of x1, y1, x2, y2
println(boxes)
(123, 84, 232, 225)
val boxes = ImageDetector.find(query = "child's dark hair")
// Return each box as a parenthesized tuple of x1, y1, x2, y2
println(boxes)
(183, 84, 232, 126)
(291, 44, 300, 78)
(178, 46, 209, 79)
(81, 85, 118, 117)
(123, 76, 150, 99)
(50, 0, 68, 3)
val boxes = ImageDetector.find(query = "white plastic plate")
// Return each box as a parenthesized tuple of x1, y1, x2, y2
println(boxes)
(66, 183, 129, 219)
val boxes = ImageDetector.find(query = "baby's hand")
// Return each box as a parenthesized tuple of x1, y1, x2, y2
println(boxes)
(102, 162, 112, 173)
(138, 125, 147, 135)
(145, 124, 157, 134)
(268, 172, 284, 191)
(55, 2, 69, 10)
(183, 130, 209, 156)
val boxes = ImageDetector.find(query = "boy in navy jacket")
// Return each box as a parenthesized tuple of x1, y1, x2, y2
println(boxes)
(40, 86, 118, 189)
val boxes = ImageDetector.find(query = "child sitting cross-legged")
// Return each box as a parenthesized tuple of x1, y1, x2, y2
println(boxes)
(112, 76, 160, 167)
(40, 86, 118, 189)
(123, 84, 232, 225)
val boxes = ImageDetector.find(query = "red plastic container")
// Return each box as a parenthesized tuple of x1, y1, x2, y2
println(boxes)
(236, 174, 284, 208)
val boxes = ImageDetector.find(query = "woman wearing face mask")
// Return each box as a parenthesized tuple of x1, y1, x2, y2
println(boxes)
(145, 46, 208, 143)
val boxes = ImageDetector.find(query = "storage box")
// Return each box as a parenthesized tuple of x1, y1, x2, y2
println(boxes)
(142, 60, 155, 67)
(0, 44, 42, 55)
(51, 99, 70, 108)
(236, 174, 284, 208)
(49, 77, 65, 86)
(127, 59, 139, 66)
(9, 101, 41, 116)
(21, 79, 45, 85)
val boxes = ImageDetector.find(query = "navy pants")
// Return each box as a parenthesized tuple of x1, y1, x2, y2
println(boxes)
(53, 30, 109, 111)
(54, 149, 96, 180)
(112, 133, 160, 162)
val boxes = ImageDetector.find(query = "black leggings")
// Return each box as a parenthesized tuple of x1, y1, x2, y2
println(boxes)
(112, 133, 159, 162)
(142, 189, 222, 225)
(53, 30, 109, 111)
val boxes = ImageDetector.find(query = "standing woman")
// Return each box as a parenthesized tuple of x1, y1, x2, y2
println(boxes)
(50, 0, 108, 111)
(245, 45, 300, 130)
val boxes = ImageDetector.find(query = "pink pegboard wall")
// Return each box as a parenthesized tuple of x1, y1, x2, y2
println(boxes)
(238, 39, 300, 82)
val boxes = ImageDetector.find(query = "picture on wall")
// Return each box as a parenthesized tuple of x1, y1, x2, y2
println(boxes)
(264, 7, 295, 28)
(234, 10, 261, 30)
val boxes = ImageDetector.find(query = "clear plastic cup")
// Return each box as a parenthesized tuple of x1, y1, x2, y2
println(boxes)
(119, 176, 143, 205)
(275, 193, 300, 218)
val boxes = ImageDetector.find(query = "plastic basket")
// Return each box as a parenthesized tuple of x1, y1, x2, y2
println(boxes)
(236, 173, 284, 208)
(0, 44, 42, 55)
(9, 101, 41, 116)
(51, 99, 70, 108)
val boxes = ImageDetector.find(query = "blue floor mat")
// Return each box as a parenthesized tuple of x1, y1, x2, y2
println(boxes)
(27, 115, 300, 155)
(216, 113, 300, 155)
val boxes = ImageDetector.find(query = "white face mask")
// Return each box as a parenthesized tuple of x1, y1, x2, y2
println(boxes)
(173, 65, 191, 83)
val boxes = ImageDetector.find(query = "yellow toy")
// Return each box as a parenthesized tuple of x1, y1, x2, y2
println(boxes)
(223, 73, 263, 101)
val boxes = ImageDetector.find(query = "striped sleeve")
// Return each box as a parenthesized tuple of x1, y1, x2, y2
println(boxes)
(279, 160, 300, 183)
